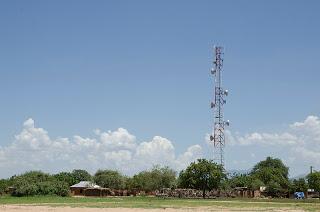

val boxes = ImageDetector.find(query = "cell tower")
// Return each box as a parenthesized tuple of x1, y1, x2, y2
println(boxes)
(210, 46, 229, 167)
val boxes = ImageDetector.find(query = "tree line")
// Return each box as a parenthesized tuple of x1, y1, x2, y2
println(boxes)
(0, 166, 176, 197)
(0, 156, 319, 198)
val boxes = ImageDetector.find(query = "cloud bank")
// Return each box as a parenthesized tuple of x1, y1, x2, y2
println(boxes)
(1, 115, 320, 178)
(224, 115, 320, 175)
(0, 119, 202, 178)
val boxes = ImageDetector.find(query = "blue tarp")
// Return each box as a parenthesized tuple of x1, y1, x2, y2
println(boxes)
(294, 192, 305, 199)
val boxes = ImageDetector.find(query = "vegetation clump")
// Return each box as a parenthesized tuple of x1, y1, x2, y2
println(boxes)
(128, 166, 177, 192)
(94, 170, 126, 190)
(178, 159, 225, 198)
(11, 171, 69, 197)
(307, 171, 320, 193)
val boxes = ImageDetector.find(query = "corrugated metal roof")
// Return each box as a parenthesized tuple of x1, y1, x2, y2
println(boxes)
(70, 181, 101, 188)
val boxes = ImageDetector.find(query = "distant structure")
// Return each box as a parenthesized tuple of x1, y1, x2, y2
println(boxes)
(210, 46, 229, 167)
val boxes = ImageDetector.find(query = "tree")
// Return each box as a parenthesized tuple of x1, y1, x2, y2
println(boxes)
(178, 159, 225, 198)
(290, 178, 308, 193)
(11, 171, 52, 183)
(11, 171, 69, 197)
(54, 172, 77, 186)
(227, 173, 264, 190)
(130, 171, 151, 191)
(307, 171, 320, 193)
(265, 181, 283, 197)
(71, 169, 92, 183)
(54, 170, 92, 186)
(251, 157, 289, 196)
(157, 166, 177, 189)
(94, 170, 126, 189)
(0, 179, 9, 195)
(130, 166, 176, 192)
(228, 173, 251, 188)
(249, 178, 264, 190)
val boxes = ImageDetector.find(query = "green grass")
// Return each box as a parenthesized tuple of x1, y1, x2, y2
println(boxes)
(0, 196, 319, 211)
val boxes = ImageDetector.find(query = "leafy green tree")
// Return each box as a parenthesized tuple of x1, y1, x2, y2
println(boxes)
(148, 166, 176, 189)
(130, 171, 151, 191)
(11, 171, 52, 183)
(94, 170, 126, 189)
(0, 179, 9, 195)
(71, 169, 92, 183)
(219, 179, 231, 191)
(13, 180, 38, 196)
(249, 178, 264, 190)
(265, 181, 283, 197)
(251, 157, 289, 196)
(307, 171, 320, 193)
(11, 171, 69, 197)
(130, 166, 176, 192)
(290, 178, 308, 193)
(228, 173, 251, 188)
(53, 181, 70, 196)
(178, 159, 225, 198)
(54, 172, 77, 186)
(13, 180, 69, 197)
(227, 173, 264, 190)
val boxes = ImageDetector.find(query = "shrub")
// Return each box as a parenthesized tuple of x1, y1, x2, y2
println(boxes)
(0, 179, 9, 195)
(307, 171, 320, 193)
(266, 181, 283, 197)
(131, 166, 177, 192)
(94, 170, 126, 189)
(71, 169, 92, 182)
(11, 171, 69, 197)
(53, 172, 77, 186)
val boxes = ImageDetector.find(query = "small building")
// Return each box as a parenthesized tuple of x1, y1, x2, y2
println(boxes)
(70, 181, 101, 196)
(84, 188, 114, 197)
(306, 189, 320, 198)
(233, 187, 262, 198)
(234, 187, 251, 197)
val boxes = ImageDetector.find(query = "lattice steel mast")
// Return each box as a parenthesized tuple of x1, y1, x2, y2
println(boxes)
(210, 46, 229, 167)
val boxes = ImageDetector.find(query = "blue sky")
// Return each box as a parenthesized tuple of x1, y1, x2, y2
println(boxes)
(0, 0, 320, 177)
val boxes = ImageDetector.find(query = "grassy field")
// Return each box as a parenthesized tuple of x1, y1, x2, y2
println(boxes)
(0, 196, 320, 211)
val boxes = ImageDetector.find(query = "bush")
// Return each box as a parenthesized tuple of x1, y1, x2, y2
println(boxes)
(94, 170, 126, 189)
(250, 157, 289, 197)
(12, 180, 38, 196)
(228, 173, 251, 188)
(307, 171, 320, 193)
(131, 166, 176, 192)
(178, 159, 225, 198)
(0, 179, 10, 195)
(53, 172, 77, 186)
(11, 171, 69, 197)
(249, 178, 264, 190)
(290, 178, 308, 193)
(71, 169, 92, 182)
(266, 181, 283, 197)
(54, 181, 70, 197)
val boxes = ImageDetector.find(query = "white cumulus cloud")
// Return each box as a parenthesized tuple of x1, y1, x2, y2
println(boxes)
(0, 119, 203, 178)
(225, 115, 320, 175)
